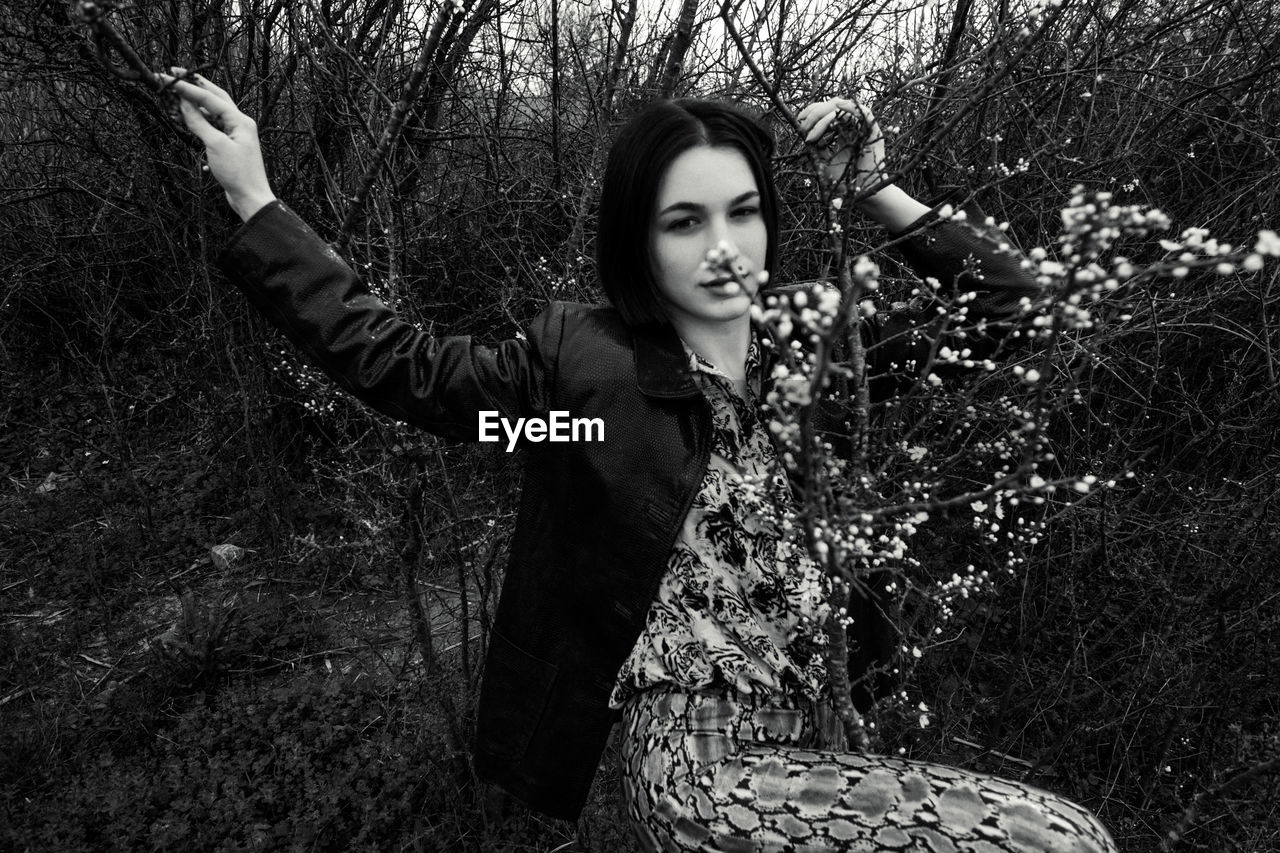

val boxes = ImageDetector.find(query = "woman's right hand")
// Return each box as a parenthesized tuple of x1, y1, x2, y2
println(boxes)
(157, 67, 277, 222)
(796, 98, 885, 193)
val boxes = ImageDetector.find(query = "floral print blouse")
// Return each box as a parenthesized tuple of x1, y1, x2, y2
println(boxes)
(608, 335, 833, 710)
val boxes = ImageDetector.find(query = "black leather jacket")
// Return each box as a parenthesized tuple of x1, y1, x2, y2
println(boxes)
(216, 200, 1038, 821)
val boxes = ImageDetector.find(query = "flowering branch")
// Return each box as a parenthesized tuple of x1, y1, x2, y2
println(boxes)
(705, 152, 1280, 758)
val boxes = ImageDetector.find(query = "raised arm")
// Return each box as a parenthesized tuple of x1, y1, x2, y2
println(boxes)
(160, 69, 555, 439)
(795, 96, 1040, 394)
(795, 96, 1037, 320)
(796, 97, 931, 232)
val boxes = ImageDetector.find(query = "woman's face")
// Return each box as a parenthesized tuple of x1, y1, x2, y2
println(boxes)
(649, 145, 767, 333)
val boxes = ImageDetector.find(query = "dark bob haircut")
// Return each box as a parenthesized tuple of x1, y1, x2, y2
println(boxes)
(596, 99, 779, 327)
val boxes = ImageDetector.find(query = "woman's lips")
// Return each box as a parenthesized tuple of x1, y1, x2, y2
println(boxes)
(700, 278, 749, 297)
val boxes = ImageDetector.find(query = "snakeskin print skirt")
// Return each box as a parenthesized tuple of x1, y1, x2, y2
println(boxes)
(619, 685, 1118, 852)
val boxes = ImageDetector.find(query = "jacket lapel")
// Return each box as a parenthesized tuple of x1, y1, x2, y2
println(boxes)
(631, 322, 702, 399)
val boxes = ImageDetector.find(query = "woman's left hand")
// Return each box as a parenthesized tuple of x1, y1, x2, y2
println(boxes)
(796, 98, 887, 195)
(156, 67, 276, 222)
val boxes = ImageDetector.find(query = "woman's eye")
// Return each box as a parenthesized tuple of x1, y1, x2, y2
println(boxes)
(664, 207, 755, 231)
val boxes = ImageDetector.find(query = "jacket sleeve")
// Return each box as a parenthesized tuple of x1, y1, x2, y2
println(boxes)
(215, 200, 559, 440)
(842, 208, 1041, 708)
(866, 207, 1041, 395)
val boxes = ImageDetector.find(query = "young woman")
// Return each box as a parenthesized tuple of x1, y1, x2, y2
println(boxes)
(161, 68, 1117, 852)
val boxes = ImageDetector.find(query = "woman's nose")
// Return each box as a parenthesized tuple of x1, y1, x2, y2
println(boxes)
(706, 238, 751, 280)
(708, 224, 739, 255)
(706, 211, 733, 242)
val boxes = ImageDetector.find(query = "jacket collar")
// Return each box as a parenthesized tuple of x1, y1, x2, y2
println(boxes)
(631, 320, 780, 399)
(631, 322, 702, 398)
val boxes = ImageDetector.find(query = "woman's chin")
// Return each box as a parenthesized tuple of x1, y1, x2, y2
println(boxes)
(706, 299, 755, 326)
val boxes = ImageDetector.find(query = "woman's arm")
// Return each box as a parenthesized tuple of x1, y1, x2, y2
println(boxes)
(161, 70, 556, 440)
(794, 97, 1039, 367)
(855, 185, 932, 235)
(217, 202, 559, 439)
(864, 212, 1042, 397)
(796, 98, 932, 233)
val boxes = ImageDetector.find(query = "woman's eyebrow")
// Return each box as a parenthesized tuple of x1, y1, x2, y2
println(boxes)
(657, 190, 760, 216)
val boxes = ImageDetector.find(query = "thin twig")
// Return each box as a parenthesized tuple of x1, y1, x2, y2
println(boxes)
(77, 1, 158, 86)
(75, 0, 215, 128)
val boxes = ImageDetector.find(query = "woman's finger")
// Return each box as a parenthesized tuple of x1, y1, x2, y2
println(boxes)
(830, 97, 860, 115)
(855, 102, 878, 132)
(159, 72, 237, 126)
(826, 98, 874, 133)
(798, 97, 879, 145)
(175, 95, 223, 146)
(804, 110, 838, 144)
(171, 79, 233, 122)
(168, 66, 231, 101)
(185, 70, 231, 101)
(797, 99, 834, 133)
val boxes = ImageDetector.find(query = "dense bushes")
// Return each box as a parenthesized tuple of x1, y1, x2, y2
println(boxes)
(6, 675, 431, 852)
(2, 0, 1278, 849)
